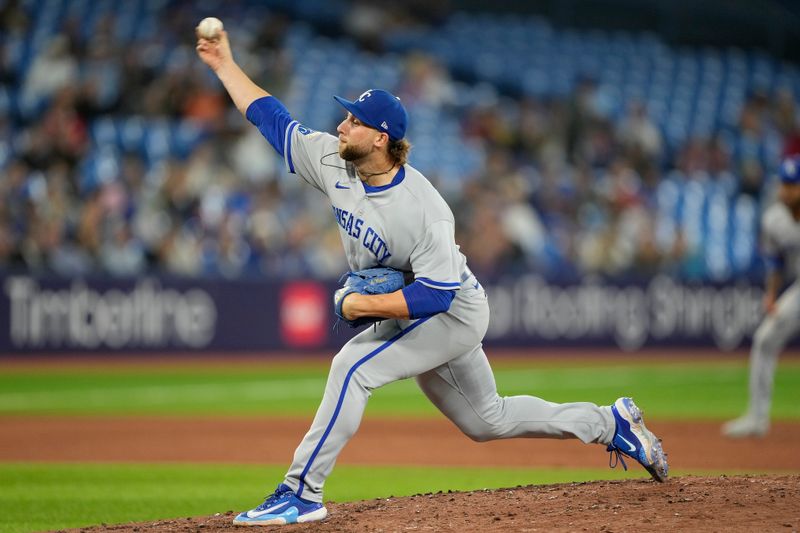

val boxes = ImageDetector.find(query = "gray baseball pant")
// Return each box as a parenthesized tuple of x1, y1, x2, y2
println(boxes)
(745, 281, 800, 421)
(282, 287, 616, 502)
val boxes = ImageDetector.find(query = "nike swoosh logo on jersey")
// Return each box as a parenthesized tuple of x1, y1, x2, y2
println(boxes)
(335, 181, 349, 189)
(619, 435, 637, 453)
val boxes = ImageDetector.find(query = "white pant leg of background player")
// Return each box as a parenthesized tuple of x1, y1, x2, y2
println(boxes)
(747, 281, 800, 421)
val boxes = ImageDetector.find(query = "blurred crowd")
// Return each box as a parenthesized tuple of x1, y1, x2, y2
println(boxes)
(0, 0, 796, 281)
(450, 80, 792, 280)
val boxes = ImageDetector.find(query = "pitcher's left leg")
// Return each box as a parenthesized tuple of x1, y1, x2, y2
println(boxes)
(416, 345, 668, 481)
(416, 344, 615, 444)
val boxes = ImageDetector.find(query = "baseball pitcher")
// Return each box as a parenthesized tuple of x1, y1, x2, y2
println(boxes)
(196, 25, 669, 526)
(723, 155, 800, 438)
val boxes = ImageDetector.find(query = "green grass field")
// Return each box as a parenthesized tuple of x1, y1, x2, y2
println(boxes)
(1, 463, 652, 533)
(1, 358, 799, 419)
(1, 356, 798, 532)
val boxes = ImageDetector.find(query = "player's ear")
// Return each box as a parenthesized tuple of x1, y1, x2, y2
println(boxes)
(374, 131, 390, 148)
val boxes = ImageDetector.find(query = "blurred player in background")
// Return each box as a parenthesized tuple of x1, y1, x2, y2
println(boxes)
(723, 155, 800, 438)
(196, 23, 668, 527)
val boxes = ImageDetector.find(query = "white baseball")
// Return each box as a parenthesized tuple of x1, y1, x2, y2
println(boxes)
(197, 17, 223, 39)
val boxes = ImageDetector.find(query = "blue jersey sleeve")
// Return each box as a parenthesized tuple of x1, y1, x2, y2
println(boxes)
(246, 95, 338, 194)
(402, 281, 456, 319)
(245, 96, 293, 156)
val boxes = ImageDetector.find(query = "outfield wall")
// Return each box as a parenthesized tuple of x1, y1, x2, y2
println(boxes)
(0, 274, 764, 354)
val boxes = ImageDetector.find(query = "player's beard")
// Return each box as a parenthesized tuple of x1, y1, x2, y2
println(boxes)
(339, 142, 371, 162)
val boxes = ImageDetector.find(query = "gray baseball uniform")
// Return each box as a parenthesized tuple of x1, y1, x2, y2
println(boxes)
(259, 100, 615, 503)
(745, 202, 800, 422)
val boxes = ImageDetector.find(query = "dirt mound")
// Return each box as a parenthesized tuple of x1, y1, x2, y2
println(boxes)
(65, 475, 799, 533)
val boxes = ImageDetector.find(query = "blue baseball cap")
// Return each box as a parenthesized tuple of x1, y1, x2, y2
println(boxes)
(780, 155, 800, 184)
(333, 89, 408, 141)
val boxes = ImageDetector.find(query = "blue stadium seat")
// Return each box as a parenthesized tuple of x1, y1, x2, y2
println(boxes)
(0, 3, 782, 282)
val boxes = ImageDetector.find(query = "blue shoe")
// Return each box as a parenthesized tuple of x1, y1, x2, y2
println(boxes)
(607, 397, 669, 482)
(232, 484, 328, 526)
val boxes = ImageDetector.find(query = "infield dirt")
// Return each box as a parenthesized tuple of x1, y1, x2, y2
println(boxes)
(2, 417, 799, 471)
(62, 475, 799, 532)
(6, 417, 799, 532)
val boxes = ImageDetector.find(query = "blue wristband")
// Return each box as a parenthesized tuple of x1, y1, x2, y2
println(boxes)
(402, 281, 455, 319)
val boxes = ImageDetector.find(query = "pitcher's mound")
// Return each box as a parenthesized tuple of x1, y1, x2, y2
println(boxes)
(68, 475, 799, 532)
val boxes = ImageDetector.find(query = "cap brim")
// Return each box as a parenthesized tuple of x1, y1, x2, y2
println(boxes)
(333, 95, 378, 131)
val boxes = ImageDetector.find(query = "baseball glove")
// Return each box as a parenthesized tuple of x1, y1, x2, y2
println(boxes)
(334, 267, 406, 328)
